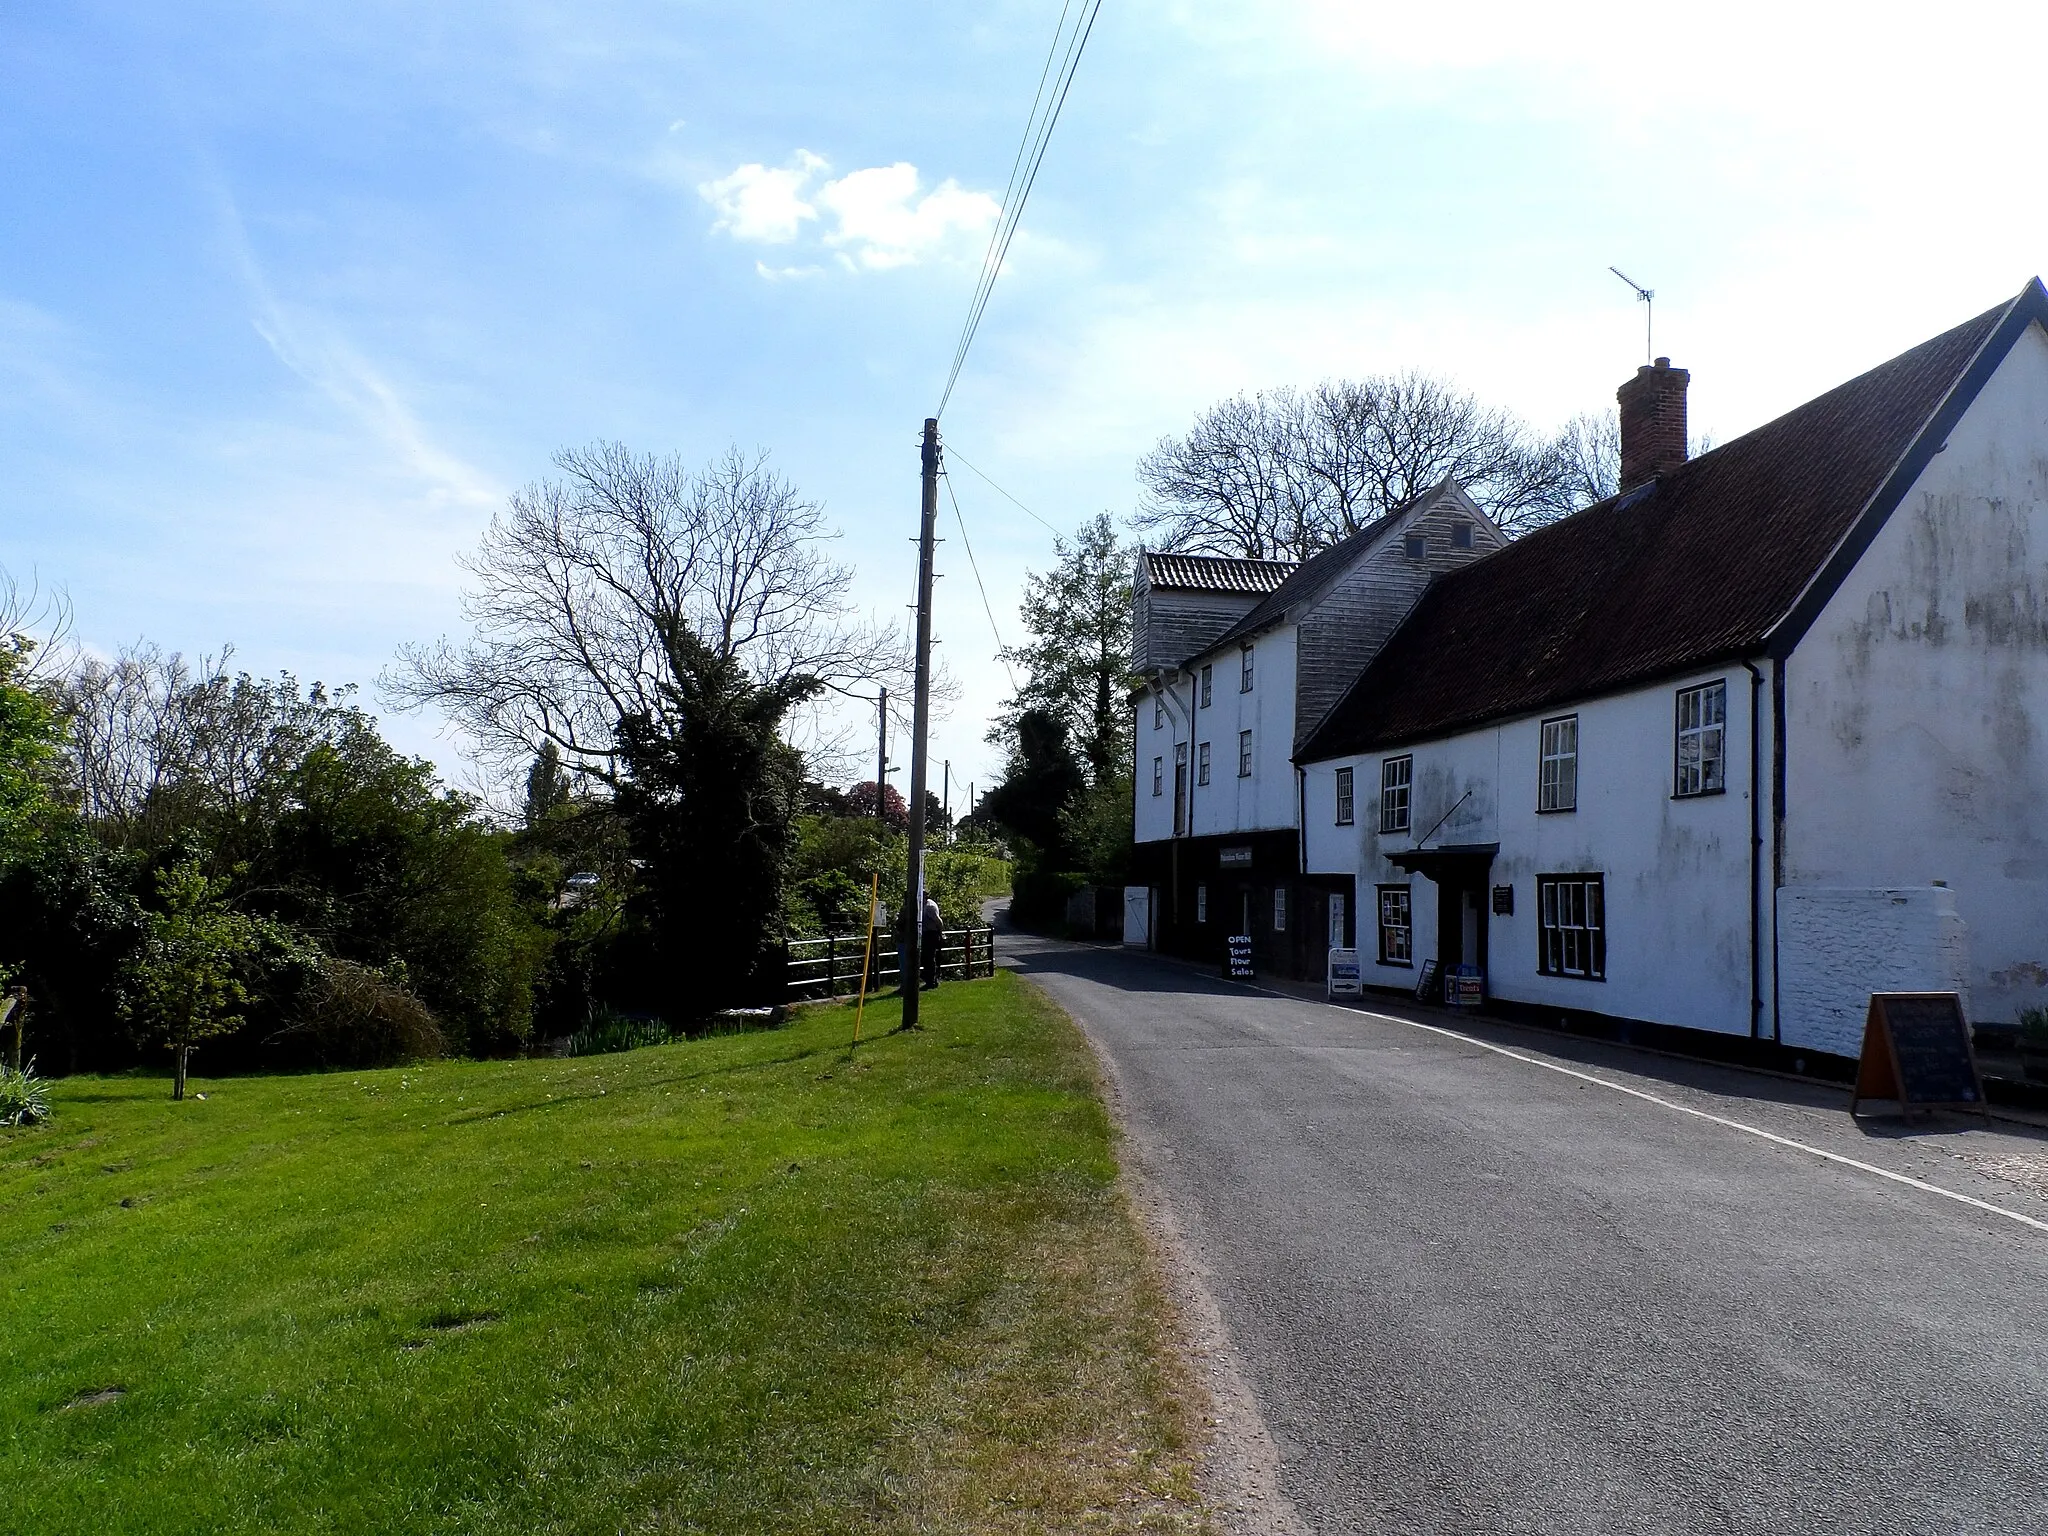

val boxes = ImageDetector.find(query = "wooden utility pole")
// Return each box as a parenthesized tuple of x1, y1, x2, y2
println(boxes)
(874, 687, 888, 820)
(942, 759, 951, 843)
(900, 418, 941, 1023)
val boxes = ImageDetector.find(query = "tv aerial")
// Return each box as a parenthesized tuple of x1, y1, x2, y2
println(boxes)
(1609, 266, 1655, 362)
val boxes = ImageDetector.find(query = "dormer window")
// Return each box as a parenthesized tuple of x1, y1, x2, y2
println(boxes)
(1404, 535, 1427, 562)
(1451, 522, 1474, 550)
(1239, 644, 1254, 692)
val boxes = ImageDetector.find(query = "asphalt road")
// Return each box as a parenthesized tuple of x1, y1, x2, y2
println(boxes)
(1003, 930, 2048, 1536)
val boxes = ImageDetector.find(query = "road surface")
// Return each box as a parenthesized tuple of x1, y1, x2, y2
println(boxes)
(1004, 930, 2048, 1535)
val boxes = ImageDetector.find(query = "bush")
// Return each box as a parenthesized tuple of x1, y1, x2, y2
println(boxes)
(266, 958, 447, 1069)
(569, 1008, 675, 1057)
(0, 1060, 50, 1127)
(1009, 869, 1087, 933)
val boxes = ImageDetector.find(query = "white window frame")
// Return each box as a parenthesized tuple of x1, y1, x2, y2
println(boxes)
(1154, 694, 1164, 728)
(1539, 715, 1578, 813)
(1451, 521, 1474, 550)
(1538, 874, 1606, 980)
(1377, 884, 1413, 966)
(1273, 887, 1287, 931)
(1152, 756, 1163, 797)
(1404, 534, 1427, 562)
(1675, 680, 1727, 797)
(1380, 755, 1412, 834)
(1200, 665, 1212, 707)
(1240, 643, 1255, 693)
(1328, 891, 1348, 948)
(1238, 729, 1253, 778)
(1334, 765, 1355, 826)
(1196, 883, 1208, 924)
(1197, 741, 1211, 785)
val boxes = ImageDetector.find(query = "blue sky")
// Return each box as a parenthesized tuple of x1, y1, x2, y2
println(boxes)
(5, 0, 2047, 800)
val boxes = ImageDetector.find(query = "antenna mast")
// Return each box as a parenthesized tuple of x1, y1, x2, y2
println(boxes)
(1609, 266, 1655, 362)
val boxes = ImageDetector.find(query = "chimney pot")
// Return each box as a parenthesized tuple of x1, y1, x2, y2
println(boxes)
(1617, 356, 1690, 493)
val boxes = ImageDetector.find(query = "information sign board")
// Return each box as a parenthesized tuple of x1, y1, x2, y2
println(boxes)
(1224, 933, 1255, 981)
(1327, 947, 1361, 999)
(1850, 992, 1986, 1117)
(1449, 964, 1484, 1009)
(1415, 958, 1440, 1003)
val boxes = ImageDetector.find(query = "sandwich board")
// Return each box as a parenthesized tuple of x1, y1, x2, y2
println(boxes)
(1327, 947, 1361, 999)
(1849, 992, 1986, 1118)
(1224, 933, 1255, 982)
(1415, 958, 1440, 1004)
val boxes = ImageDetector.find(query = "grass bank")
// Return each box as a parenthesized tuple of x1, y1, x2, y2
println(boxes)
(1, 973, 1208, 1534)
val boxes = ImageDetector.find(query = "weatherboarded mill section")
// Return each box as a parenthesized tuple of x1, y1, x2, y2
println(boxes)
(1128, 482, 1505, 976)
(1294, 278, 2048, 1059)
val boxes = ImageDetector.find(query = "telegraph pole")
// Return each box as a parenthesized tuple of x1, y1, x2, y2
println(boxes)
(942, 759, 951, 843)
(900, 418, 941, 1024)
(874, 688, 888, 821)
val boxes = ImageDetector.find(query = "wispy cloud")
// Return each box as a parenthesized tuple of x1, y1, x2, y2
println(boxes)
(209, 180, 500, 513)
(698, 150, 998, 273)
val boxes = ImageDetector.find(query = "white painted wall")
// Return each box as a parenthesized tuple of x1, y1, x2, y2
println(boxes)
(1185, 626, 1300, 837)
(1776, 886, 1970, 1056)
(1303, 671, 1766, 1036)
(1786, 318, 2048, 1026)
(1134, 671, 1194, 845)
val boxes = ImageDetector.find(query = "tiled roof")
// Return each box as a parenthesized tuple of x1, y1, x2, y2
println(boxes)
(1300, 281, 2047, 761)
(1142, 550, 1295, 595)
(1193, 479, 1456, 663)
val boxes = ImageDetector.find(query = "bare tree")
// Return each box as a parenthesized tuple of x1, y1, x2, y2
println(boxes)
(384, 443, 909, 786)
(1136, 372, 1588, 560)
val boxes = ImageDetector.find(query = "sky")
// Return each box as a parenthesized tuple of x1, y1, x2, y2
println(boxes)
(5, 0, 2048, 805)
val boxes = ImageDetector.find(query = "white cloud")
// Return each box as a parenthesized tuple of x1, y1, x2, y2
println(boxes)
(698, 151, 999, 273)
(698, 150, 826, 244)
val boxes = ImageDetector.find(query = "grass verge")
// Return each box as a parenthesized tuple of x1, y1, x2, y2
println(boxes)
(0, 972, 1208, 1534)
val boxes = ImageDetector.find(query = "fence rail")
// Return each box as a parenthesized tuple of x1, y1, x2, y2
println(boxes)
(784, 927, 996, 998)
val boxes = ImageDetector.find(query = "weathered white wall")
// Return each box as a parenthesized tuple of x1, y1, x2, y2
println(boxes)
(1134, 671, 1195, 845)
(1302, 671, 1766, 1035)
(1786, 318, 2048, 1025)
(1776, 886, 1970, 1056)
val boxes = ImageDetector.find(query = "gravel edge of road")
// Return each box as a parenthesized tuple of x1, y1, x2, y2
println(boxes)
(1012, 971, 1310, 1536)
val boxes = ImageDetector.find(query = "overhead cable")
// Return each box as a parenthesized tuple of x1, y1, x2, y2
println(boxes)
(935, 0, 1106, 418)
(941, 470, 1020, 692)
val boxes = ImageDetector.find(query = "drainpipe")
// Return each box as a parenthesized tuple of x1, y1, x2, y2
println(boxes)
(1770, 658, 1787, 1042)
(1742, 660, 1764, 1040)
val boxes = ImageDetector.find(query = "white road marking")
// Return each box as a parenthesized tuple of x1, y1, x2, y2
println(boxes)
(1348, 1005, 2048, 1237)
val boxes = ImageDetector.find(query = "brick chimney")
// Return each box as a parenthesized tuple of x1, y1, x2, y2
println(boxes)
(1617, 356, 1689, 492)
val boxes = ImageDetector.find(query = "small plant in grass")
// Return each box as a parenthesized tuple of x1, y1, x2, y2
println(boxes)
(569, 1007, 673, 1056)
(0, 1058, 50, 1126)
(124, 859, 261, 1100)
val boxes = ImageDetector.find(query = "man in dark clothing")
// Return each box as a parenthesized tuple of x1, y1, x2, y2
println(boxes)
(921, 894, 944, 989)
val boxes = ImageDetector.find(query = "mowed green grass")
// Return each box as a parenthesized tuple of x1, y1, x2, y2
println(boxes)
(1, 974, 1209, 1535)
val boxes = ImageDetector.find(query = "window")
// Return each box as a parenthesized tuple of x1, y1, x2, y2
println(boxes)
(1154, 694, 1164, 728)
(1329, 891, 1348, 948)
(1200, 665, 1212, 707)
(1240, 644, 1255, 692)
(1539, 716, 1578, 813)
(1238, 729, 1253, 777)
(1675, 681, 1727, 797)
(1196, 884, 1208, 923)
(1197, 741, 1211, 785)
(1451, 521, 1474, 550)
(1334, 766, 1355, 826)
(1380, 755, 1412, 833)
(1273, 888, 1288, 931)
(1538, 874, 1606, 980)
(1152, 756, 1163, 797)
(1173, 744, 1188, 835)
(1377, 885, 1413, 966)
(1404, 535, 1427, 561)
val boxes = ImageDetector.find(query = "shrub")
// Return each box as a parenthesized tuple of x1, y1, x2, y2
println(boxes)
(0, 1060, 50, 1127)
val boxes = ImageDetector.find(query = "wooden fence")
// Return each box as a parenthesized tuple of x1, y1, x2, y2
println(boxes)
(784, 928, 996, 999)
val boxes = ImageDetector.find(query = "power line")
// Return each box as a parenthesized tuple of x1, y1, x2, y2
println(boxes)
(945, 445, 1065, 539)
(941, 468, 1019, 693)
(936, 0, 1106, 418)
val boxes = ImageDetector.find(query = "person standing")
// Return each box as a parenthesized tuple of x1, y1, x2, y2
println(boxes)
(921, 894, 944, 990)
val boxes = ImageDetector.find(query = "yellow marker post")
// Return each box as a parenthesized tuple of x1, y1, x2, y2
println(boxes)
(852, 873, 880, 1046)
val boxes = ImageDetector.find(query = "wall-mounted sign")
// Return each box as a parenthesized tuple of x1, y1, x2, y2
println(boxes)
(1219, 846, 1253, 868)
(1327, 947, 1361, 998)
(1492, 884, 1515, 916)
(1850, 992, 1985, 1117)
(1224, 933, 1255, 980)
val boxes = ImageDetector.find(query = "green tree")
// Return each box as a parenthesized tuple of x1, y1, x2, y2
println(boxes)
(127, 859, 261, 1099)
(0, 636, 65, 867)
(990, 513, 1134, 787)
(612, 622, 820, 1017)
(524, 741, 571, 826)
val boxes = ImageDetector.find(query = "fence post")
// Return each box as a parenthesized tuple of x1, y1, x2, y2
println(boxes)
(826, 935, 838, 995)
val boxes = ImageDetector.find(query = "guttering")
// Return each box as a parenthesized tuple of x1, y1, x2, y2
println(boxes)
(1742, 660, 1764, 1039)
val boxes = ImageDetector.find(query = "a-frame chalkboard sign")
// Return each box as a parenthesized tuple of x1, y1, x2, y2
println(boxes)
(1849, 992, 1987, 1118)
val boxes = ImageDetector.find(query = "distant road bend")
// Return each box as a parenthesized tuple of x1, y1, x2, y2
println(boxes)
(1004, 928, 2048, 1535)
